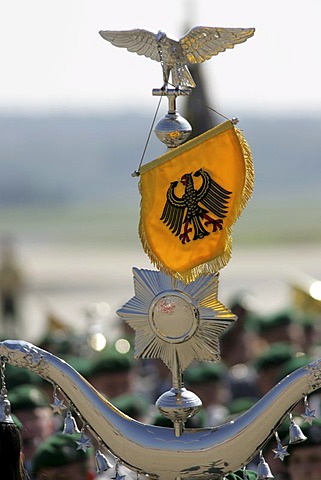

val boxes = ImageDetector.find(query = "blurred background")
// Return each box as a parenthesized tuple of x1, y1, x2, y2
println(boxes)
(0, 0, 320, 346)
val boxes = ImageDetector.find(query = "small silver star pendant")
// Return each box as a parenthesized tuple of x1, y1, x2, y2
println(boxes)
(76, 433, 92, 452)
(273, 442, 290, 461)
(301, 406, 317, 425)
(50, 395, 67, 415)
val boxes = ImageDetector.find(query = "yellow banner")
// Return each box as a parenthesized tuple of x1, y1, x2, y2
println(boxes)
(139, 121, 254, 282)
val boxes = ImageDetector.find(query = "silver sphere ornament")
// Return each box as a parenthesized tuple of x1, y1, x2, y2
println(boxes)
(154, 112, 192, 148)
(156, 386, 202, 436)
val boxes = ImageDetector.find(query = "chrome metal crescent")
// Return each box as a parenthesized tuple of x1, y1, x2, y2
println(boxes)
(1, 340, 321, 479)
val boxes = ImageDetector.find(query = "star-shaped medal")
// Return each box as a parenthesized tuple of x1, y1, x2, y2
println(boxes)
(117, 268, 235, 373)
(50, 395, 67, 415)
(301, 406, 317, 425)
(76, 432, 92, 452)
(272, 441, 290, 461)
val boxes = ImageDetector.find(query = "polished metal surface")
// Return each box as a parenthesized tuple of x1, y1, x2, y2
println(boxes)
(1, 339, 321, 479)
(152, 87, 192, 111)
(0, 393, 14, 423)
(257, 452, 274, 479)
(152, 87, 192, 147)
(149, 292, 199, 344)
(156, 386, 202, 437)
(288, 414, 307, 444)
(154, 112, 192, 147)
(117, 269, 236, 374)
(62, 410, 80, 434)
(99, 27, 255, 88)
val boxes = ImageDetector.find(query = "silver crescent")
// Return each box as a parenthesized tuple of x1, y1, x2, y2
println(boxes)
(0, 339, 320, 479)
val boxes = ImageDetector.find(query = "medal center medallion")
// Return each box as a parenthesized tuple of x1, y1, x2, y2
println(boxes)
(149, 293, 199, 344)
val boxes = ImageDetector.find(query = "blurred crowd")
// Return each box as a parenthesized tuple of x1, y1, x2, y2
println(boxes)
(0, 238, 321, 479)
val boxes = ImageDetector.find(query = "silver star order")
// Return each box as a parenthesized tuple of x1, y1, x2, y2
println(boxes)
(273, 441, 290, 461)
(50, 395, 67, 415)
(117, 268, 235, 373)
(301, 406, 317, 425)
(76, 433, 92, 452)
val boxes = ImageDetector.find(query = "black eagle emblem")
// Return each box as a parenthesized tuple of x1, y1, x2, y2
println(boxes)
(160, 168, 232, 244)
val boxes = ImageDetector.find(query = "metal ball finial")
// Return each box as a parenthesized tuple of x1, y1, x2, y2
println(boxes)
(153, 87, 192, 148)
(154, 112, 192, 148)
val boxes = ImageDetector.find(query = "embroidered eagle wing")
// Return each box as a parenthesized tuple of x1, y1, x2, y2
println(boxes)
(160, 181, 185, 236)
(194, 168, 232, 218)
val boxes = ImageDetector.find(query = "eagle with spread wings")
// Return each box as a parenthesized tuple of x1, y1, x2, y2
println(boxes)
(160, 168, 232, 244)
(99, 26, 255, 88)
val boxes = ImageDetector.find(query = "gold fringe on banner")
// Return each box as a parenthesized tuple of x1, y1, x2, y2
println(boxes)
(138, 121, 254, 283)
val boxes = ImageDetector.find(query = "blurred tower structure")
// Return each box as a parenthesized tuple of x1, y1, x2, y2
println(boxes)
(182, 63, 220, 138)
(181, 5, 220, 138)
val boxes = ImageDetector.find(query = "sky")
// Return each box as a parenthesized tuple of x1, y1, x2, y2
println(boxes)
(2, 0, 321, 116)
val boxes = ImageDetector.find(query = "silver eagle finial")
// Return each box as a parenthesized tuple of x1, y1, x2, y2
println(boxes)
(99, 26, 255, 88)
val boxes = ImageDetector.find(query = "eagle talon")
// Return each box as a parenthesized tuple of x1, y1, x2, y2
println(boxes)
(204, 218, 223, 232)
(179, 228, 192, 244)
